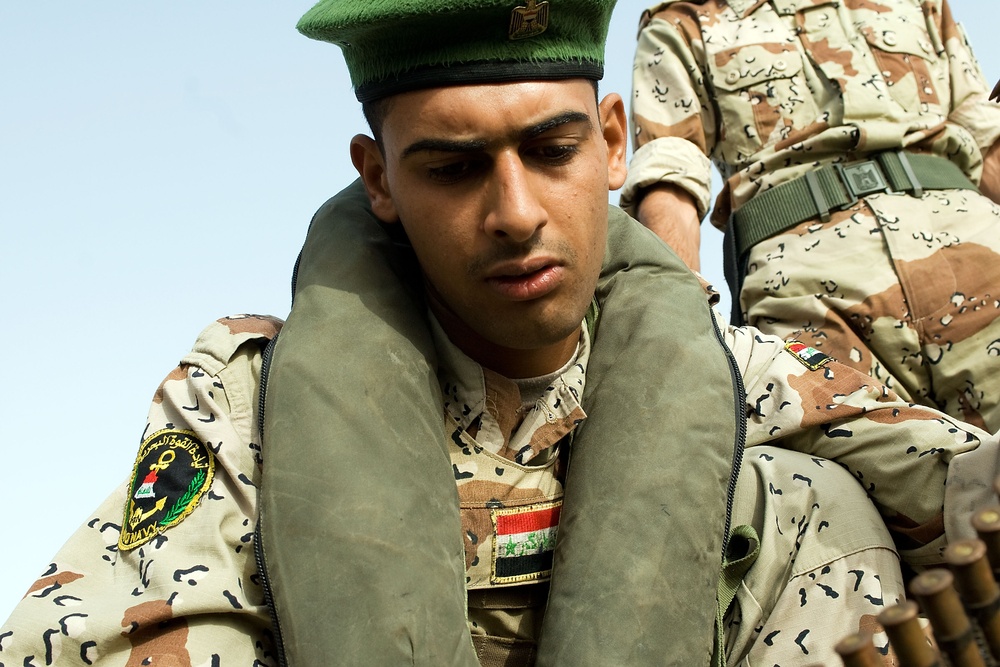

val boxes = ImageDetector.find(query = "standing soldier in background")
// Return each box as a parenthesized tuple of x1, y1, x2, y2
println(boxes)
(622, 0, 1000, 431)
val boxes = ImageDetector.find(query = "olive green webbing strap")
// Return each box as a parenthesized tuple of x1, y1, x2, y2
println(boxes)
(724, 151, 977, 322)
(472, 637, 536, 667)
(468, 587, 546, 666)
(713, 525, 760, 667)
(731, 152, 976, 262)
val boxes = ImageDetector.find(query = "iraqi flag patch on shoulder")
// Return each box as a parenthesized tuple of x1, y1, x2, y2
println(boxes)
(118, 429, 215, 552)
(784, 341, 832, 371)
(491, 500, 561, 585)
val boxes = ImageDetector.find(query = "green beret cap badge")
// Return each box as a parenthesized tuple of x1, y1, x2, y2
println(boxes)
(296, 0, 616, 102)
(509, 0, 549, 40)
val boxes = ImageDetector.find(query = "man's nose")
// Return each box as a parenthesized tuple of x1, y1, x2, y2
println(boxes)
(482, 153, 547, 243)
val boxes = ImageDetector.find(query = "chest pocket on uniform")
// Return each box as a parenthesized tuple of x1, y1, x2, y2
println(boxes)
(858, 10, 942, 112)
(709, 42, 819, 161)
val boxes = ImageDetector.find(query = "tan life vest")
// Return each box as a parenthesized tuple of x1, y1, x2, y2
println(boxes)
(257, 180, 744, 665)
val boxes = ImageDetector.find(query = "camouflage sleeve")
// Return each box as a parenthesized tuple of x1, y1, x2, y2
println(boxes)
(937, 0, 1000, 166)
(0, 315, 283, 666)
(620, 3, 715, 219)
(723, 324, 1000, 567)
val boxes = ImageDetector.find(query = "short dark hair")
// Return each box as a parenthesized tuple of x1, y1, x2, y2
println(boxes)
(361, 96, 394, 150)
(362, 79, 600, 150)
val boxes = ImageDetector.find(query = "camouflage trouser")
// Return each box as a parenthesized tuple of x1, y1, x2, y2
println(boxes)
(727, 446, 904, 667)
(742, 189, 1000, 431)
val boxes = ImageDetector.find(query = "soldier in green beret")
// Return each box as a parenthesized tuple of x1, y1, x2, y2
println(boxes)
(3, 1, 1000, 665)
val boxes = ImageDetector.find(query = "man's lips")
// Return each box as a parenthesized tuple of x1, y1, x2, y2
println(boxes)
(485, 260, 565, 301)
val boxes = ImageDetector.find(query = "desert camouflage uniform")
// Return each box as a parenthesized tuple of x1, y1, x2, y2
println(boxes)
(2, 303, 999, 666)
(0, 315, 283, 666)
(622, 0, 1000, 431)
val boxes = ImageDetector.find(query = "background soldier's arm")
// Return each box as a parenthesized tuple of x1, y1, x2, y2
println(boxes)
(636, 183, 701, 270)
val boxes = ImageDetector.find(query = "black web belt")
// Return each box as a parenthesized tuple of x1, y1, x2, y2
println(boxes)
(723, 150, 979, 323)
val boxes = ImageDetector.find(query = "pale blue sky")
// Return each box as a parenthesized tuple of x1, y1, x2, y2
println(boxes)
(1, 0, 996, 622)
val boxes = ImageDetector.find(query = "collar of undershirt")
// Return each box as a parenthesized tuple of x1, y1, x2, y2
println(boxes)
(431, 313, 590, 463)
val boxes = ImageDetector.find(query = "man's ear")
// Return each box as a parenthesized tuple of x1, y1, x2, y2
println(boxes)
(350, 134, 399, 223)
(598, 93, 628, 191)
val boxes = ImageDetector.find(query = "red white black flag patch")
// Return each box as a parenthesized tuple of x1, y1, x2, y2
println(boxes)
(118, 429, 215, 551)
(785, 341, 832, 371)
(490, 500, 561, 584)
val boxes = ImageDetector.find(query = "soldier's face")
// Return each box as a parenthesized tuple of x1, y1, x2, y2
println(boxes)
(352, 79, 627, 375)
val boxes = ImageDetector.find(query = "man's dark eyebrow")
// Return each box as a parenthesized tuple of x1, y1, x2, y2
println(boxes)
(402, 137, 488, 158)
(521, 111, 592, 140)
(401, 110, 593, 158)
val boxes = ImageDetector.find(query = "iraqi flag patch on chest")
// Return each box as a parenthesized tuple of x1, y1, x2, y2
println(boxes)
(784, 340, 832, 371)
(490, 500, 561, 584)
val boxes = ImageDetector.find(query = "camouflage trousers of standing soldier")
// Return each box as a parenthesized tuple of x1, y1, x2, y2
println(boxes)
(726, 445, 903, 666)
(742, 189, 1000, 432)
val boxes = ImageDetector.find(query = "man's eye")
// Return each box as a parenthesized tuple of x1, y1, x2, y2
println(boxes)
(427, 160, 479, 183)
(531, 144, 578, 163)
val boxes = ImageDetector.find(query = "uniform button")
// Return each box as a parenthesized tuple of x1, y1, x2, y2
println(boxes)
(726, 71, 740, 84)
(882, 31, 898, 47)
(920, 40, 932, 53)
(923, 86, 934, 94)
(773, 59, 788, 72)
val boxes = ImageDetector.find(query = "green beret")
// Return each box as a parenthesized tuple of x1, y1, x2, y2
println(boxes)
(297, 0, 616, 102)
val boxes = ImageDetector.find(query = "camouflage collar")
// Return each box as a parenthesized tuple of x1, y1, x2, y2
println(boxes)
(727, 0, 769, 18)
(431, 311, 590, 464)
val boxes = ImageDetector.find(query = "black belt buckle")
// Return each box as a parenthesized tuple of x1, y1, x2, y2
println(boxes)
(835, 160, 889, 202)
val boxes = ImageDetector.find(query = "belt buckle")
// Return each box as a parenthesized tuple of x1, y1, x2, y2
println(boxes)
(834, 160, 889, 202)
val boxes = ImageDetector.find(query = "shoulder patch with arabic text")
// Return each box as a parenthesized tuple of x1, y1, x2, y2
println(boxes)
(119, 429, 215, 551)
(784, 341, 832, 371)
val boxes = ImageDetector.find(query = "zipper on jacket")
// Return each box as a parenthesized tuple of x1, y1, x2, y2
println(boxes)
(254, 522, 288, 667)
(253, 334, 289, 667)
(709, 311, 748, 559)
(289, 251, 302, 305)
(254, 214, 308, 666)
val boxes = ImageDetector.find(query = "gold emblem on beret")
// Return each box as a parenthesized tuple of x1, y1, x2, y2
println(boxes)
(509, 0, 550, 40)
